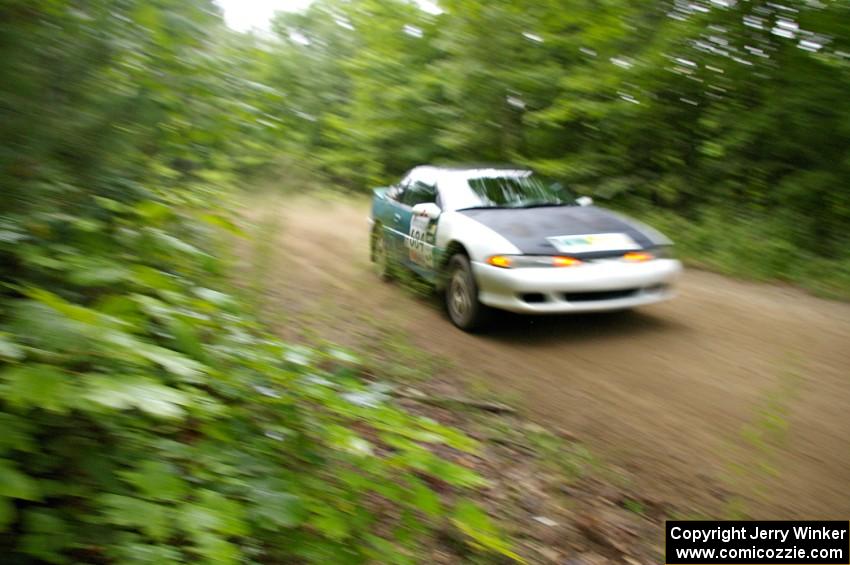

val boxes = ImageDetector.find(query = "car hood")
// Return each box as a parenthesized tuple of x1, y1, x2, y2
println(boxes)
(458, 205, 670, 257)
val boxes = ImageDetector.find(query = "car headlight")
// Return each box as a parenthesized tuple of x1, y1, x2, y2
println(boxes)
(621, 251, 655, 262)
(486, 255, 582, 268)
(621, 249, 677, 262)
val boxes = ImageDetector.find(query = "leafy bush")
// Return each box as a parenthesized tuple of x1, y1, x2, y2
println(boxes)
(0, 2, 509, 562)
(0, 193, 506, 563)
(631, 206, 850, 300)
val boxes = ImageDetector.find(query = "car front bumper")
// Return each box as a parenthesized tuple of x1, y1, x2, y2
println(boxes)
(472, 258, 682, 314)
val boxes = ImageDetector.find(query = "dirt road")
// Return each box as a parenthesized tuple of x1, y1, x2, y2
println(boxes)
(246, 193, 850, 518)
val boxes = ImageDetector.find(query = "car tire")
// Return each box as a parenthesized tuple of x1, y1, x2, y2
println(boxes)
(371, 224, 392, 280)
(445, 253, 490, 331)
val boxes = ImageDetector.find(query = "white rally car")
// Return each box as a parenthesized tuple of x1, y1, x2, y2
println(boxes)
(369, 165, 682, 331)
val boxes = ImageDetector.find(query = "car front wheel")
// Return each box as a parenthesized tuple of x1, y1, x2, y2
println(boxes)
(445, 254, 490, 331)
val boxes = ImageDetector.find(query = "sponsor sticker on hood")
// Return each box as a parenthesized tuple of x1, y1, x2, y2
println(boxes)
(546, 232, 640, 254)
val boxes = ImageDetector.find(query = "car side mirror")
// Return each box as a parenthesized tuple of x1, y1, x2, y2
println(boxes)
(412, 202, 442, 220)
(576, 196, 594, 207)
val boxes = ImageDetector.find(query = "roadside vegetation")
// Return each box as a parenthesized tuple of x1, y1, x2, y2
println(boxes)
(1, 0, 848, 563)
(0, 2, 506, 562)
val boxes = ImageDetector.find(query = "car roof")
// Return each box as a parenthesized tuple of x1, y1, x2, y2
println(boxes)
(406, 164, 533, 184)
(416, 163, 530, 172)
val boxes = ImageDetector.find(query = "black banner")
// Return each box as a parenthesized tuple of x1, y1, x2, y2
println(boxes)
(666, 521, 849, 564)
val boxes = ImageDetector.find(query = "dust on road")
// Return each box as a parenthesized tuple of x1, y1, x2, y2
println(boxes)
(244, 192, 850, 519)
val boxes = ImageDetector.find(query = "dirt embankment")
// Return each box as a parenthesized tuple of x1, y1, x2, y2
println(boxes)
(242, 192, 850, 520)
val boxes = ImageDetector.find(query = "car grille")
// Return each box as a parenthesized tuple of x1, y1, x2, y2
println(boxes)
(563, 288, 639, 302)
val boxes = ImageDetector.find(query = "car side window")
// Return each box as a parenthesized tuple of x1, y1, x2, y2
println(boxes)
(387, 183, 404, 202)
(387, 175, 410, 201)
(401, 181, 437, 207)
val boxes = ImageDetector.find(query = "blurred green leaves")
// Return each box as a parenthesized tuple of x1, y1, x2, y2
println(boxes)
(453, 499, 524, 562)
(1, 365, 75, 414)
(84, 375, 190, 419)
(120, 460, 188, 501)
(0, 1, 511, 562)
(0, 459, 41, 501)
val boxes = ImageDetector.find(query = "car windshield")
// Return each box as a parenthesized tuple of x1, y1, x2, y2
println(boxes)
(440, 169, 574, 211)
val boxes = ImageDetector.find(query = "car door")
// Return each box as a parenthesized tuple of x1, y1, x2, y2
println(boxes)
(381, 174, 413, 264)
(399, 177, 440, 279)
(380, 168, 440, 277)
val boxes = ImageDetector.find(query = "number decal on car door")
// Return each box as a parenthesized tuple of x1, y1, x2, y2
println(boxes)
(406, 214, 434, 268)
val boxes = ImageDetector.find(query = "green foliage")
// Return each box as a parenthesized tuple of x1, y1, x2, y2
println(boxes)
(630, 206, 850, 300)
(0, 2, 514, 563)
(452, 499, 524, 562)
(722, 362, 802, 519)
